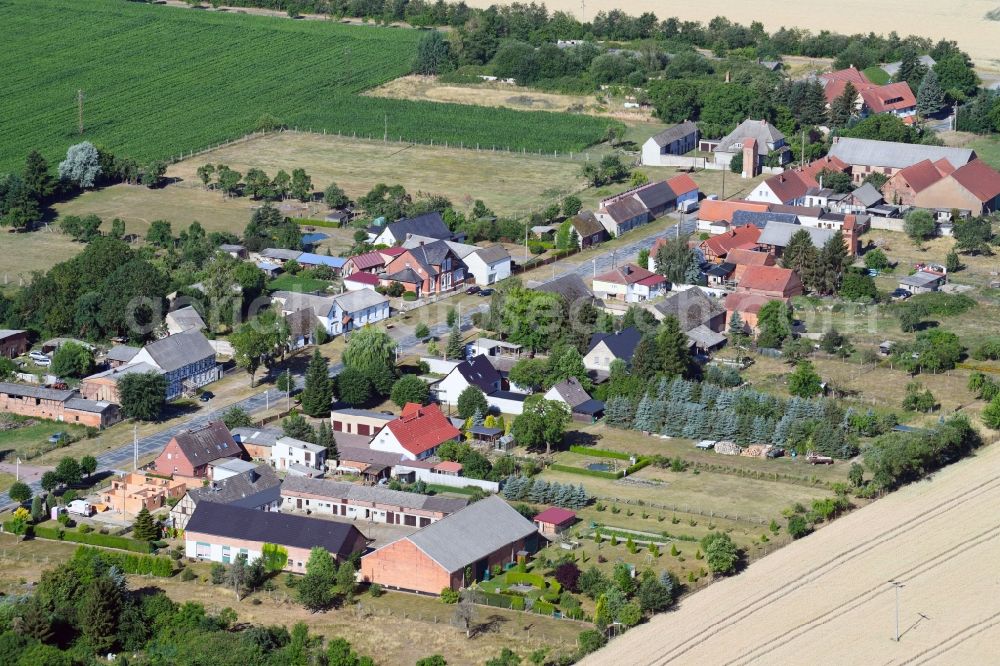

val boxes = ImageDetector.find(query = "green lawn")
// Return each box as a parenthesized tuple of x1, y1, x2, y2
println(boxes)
(862, 66, 891, 84)
(266, 274, 333, 294)
(969, 136, 1000, 170)
(0, 417, 90, 462)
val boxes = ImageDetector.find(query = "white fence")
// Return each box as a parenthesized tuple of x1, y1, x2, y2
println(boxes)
(395, 465, 499, 492)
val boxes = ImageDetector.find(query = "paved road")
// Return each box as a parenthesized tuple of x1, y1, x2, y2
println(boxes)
(0, 212, 681, 513)
(0, 304, 489, 514)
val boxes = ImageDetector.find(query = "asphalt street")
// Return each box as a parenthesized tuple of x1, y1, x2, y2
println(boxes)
(0, 214, 687, 512)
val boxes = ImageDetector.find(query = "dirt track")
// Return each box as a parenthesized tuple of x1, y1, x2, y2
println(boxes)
(583, 443, 1000, 665)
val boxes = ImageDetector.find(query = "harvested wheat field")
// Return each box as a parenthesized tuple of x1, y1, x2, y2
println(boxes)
(583, 442, 1000, 665)
(470, 0, 1000, 68)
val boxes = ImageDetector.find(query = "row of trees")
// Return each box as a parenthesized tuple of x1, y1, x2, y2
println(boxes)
(501, 476, 590, 508)
(604, 376, 859, 458)
(197, 163, 314, 203)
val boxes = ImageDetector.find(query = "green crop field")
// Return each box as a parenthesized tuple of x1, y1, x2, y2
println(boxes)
(0, 0, 614, 173)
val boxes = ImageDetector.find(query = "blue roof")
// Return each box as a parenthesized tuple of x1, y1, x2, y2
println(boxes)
(731, 210, 798, 229)
(297, 253, 346, 268)
(256, 262, 280, 271)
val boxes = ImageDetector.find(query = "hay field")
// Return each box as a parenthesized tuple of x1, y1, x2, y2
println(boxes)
(583, 441, 1000, 665)
(468, 0, 1000, 68)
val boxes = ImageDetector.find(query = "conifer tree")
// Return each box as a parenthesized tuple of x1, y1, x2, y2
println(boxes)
(133, 507, 159, 541)
(632, 393, 656, 432)
(917, 69, 945, 117)
(301, 349, 333, 417)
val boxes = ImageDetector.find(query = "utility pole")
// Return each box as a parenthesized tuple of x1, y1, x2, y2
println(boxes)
(15, 457, 20, 481)
(133, 424, 138, 471)
(889, 580, 905, 642)
(77, 89, 85, 135)
(384, 113, 388, 143)
(524, 222, 529, 263)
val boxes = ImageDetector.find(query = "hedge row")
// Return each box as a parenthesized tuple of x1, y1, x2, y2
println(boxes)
(505, 572, 545, 588)
(534, 600, 556, 616)
(477, 590, 515, 609)
(568, 446, 631, 460)
(625, 459, 652, 475)
(549, 464, 620, 480)
(72, 546, 174, 577)
(31, 525, 154, 553)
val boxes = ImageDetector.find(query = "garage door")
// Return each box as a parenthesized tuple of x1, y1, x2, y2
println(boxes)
(332, 420, 342, 432)
(358, 424, 370, 436)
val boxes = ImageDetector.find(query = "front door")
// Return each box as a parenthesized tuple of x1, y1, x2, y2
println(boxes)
(296, 498, 302, 509)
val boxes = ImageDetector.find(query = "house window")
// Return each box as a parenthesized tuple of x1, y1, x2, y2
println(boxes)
(196, 542, 210, 558)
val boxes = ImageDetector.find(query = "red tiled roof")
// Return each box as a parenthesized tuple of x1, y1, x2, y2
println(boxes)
(822, 67, 870, 85)
(859, 82, 916, 114)
(761, 170, 813, 203)
(895, 159, 947, 193)
(379, 247, 407, 257)
(726, 248, 775, 267)
(698, 200, 769, 223)
(534, 506, 576, 525)
(594, 263, 660, 285)
(348, 251, 386, 271)
(701, 224, 762, 257)
(933, 158, 957, 177)
(667, 173, 699, 196)
(738, 265, 802, 294)
(798, 155, 850, 184)
(433, 461, 463, 473)
(386, 403, 461, 457)
(344, 272, 380, 285)
(637, 274, 668, 287)
(949, 159, 1000, 203)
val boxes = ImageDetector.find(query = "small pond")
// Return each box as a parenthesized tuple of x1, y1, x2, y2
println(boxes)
(587, 462, 612, 472)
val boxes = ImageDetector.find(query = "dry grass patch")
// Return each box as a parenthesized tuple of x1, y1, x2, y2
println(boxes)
(0, 229, 84, 283)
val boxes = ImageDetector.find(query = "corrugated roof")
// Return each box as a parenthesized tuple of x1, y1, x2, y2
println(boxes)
(405, 496, 538, 573)
(828, 138, 975, 170)
(0, 382, 73, 402)
(105, 345, 141, 363)
(632, 181, 676, 210)
(282, 476, 468, 514)
(64, 398, 115, 413)
(261, 248, 303, 261)
(347, 251, 387, 271)
(297, 253, 347, 268)
(186, 501, 366, 559)
(188, 464, 281, 509)
(166, 306, 207, 332)
(534, 506, 576, 525)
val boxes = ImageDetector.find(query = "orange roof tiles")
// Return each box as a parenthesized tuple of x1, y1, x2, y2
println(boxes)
(738, 265, 802, 294)
(667, 173, 699, 196)
(386, 403, 461, 457)
(701, 224, 761, 257)
(726, 248, 775, 267)
(698, 200, 769, 223)
(949, 159, 1000, 203)
(896, 159, 949, 193)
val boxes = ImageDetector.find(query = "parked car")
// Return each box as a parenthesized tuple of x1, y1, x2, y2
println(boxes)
(465, 285, 481, 295)
(199, 391, 214, 402)
(67, 500, 94, 517)
(806, 452, 834, 465)
(890, 288, 912, 301)
(766, 447, 785, 459)
(28, 351, 48, 362)
(48, 432, 67, 444)
(478, 288, 494, 297)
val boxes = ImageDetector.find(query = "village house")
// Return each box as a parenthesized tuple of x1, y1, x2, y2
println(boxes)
(360, 495, 540, 595)
(736, 265, 804, 300)
(104, 345, 141, 368)
(370, 402, 461, 461)
(747, 170, 815, 206)
(382, 240, 466, 297)
(208, 458, 259, 481)
(152, 420, 246, 482)
(164, 306, 207, 336)
(533, 507, 577, 536)
(696, 200, 770, 235)
(0, 382, 120, 428)
(543, 377, 604, 423)
(756, 221, 840, 257)
(283, 307, 321, 350)
(342, 250, 389, 277)
(700, 224, 762, 263)
(591, 263, 668, 303)
(914, 159, 1000, 216)
(343, 272, 381, 291)
(667, 173, 700, 210)
(712, 119, 790, 177)
(819, 68, 917, 121)
(281, 476, 467, 527)
(79, 362, 160, 404)
(257, 248, 303, 265)
(271, 290, 390, 337)
(725, 248, 777, 283)
(217, 243, 247, 259)
(272, 436, 326, 476)
(0, 330, 29, 358)
(185, 502, 368, 571)
(641, 121, 699, 165)
(230, 426, 282, 461)
(594, 196, 650, 237)
(433, 354, 503, 406)
(170, 464, 281, 530)
(898, 270, 946, 294)
(584, 327, 642, 375)
(601, 180, 677, 218)
(125, 329, 221, 401)
(296, 253, 346, 274)
(826, 137, 976, 184)
(882, 159, 954, 206)
(100, 472, 186, 517)
(370, 211, 456, 247)
(643, 287, 728, 351)
(568, 211, 609, 249)
(457, 245, 511, 286)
